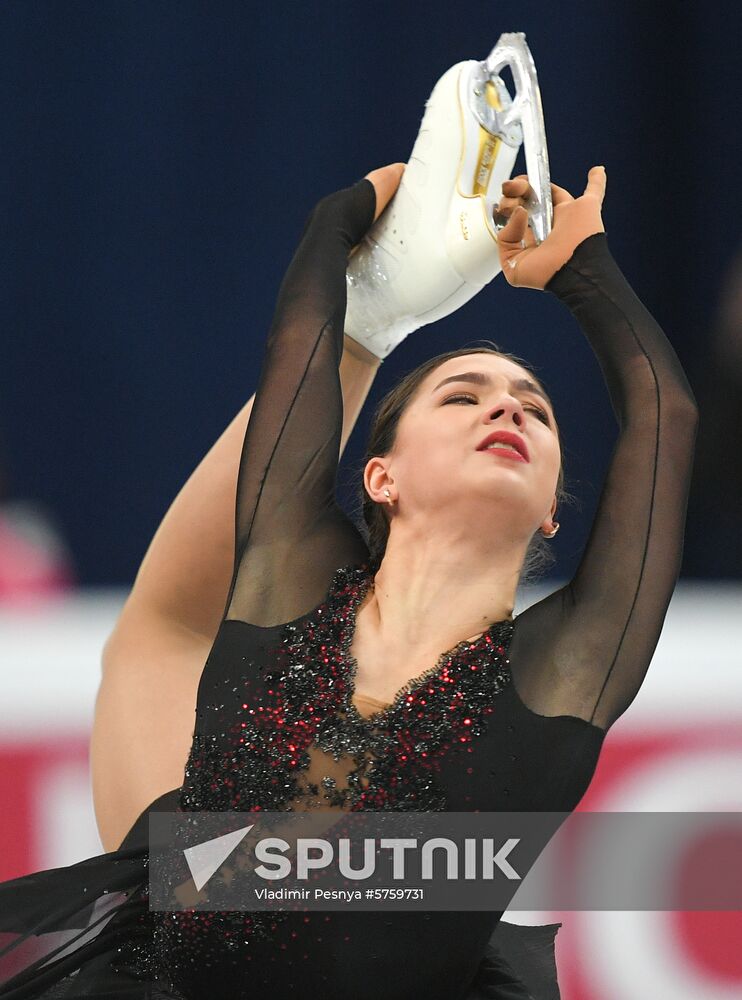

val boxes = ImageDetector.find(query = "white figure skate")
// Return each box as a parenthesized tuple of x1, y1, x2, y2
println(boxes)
(345, 32, 553, 360)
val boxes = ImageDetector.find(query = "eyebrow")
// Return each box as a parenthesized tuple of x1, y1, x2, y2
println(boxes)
(431, 371, 554, 410)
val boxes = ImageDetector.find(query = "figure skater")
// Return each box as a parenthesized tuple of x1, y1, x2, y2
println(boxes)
(0, 141, 698, 999)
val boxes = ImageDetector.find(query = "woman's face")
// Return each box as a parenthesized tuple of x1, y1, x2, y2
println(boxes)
(368, 353, 561, 538)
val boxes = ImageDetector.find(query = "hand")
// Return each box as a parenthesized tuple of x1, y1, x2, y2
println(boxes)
(495, 166, 607, 290)
(305, 162, 405, 257)
(343, 162, 405, 259)
(363, 162, 406, 224)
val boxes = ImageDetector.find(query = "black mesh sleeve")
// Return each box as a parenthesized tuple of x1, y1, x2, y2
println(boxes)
(507, 233, 699, 731)
(221, 179, 377, 627)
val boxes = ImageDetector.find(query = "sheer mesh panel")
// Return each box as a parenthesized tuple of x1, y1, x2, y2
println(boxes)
(508, 234, 698, 731)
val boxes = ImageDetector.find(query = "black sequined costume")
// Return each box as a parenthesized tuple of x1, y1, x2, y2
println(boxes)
(0, 178, 697, 1000)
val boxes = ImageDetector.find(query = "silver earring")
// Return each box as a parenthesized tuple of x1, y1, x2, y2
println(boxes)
(542, 521, 560, 538)
(383, 489, 394, 505)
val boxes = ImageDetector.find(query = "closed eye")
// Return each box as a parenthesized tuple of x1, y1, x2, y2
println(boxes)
(527, 406, 551, 425)
(442, 393, 478, 405)
(443, 393, 551, 425)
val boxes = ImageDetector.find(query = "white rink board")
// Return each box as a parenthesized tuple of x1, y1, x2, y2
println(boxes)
(1, 582, 740, 737)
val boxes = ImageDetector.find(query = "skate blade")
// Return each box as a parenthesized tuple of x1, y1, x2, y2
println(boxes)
(470, 32, 553, 244)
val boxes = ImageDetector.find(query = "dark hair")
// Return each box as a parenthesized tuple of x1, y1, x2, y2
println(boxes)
(354, 341, 577, 587)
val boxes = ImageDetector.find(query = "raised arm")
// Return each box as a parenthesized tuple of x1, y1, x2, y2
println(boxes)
(106, 333, 380, 647)
(93, 173, 395, 850)
(222, 170, 401, 627)
(496, 169, 699, 731)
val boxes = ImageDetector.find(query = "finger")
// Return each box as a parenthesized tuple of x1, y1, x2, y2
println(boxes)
(496, 194, 526, 216)
(550, 182, 575, 207)
(521, 223, 538, 250)
(583, 165, 607, 204)
(497, 204, 529, 247)
(495, 201, 540, 243)
(501, 177, 532, 199)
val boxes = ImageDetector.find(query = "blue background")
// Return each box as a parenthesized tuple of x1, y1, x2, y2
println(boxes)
(2, 1, 740, 584)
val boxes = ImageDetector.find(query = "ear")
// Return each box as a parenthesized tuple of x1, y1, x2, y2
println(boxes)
(364, 456, 395, 504)
(539, 495, 558, 534)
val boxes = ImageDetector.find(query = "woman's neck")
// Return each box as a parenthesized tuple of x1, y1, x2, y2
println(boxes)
(368, 530, 526, 650)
